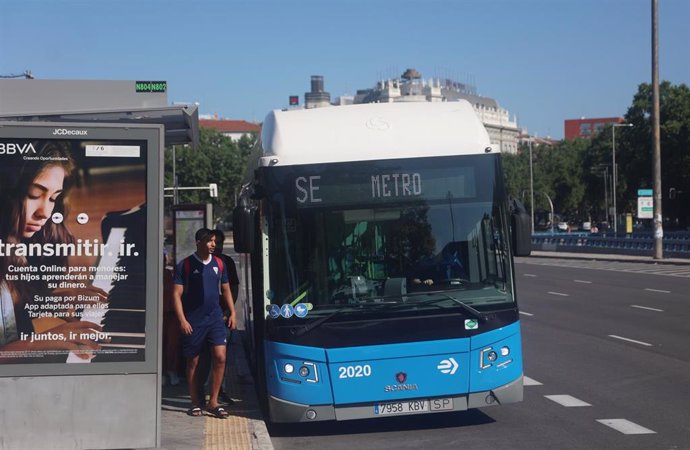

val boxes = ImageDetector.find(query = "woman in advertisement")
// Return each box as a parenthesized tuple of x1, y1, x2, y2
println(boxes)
(0, 141, 107, 363)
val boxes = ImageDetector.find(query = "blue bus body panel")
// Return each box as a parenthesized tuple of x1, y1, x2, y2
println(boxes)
(265, 321, 521, 406)
(468, 322, 523, 392)
(266, 341, 331, 406)
(327, 339, 471, 404)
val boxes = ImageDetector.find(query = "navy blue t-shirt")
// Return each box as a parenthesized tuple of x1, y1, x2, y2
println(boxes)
(173, 254, 229, 326)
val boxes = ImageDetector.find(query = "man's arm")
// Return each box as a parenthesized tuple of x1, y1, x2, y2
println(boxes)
(220, 282, 237, 329)
(172, 284, 193, 335)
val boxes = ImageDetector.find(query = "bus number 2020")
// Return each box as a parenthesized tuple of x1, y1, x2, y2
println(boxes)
(338, 364, 372, 379)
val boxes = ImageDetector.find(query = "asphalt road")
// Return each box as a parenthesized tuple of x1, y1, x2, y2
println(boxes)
(268, 257, 690, 450)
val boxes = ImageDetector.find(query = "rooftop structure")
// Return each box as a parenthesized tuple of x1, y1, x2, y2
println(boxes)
(345, 69, 520, 154)
(199, 117, 260, 141)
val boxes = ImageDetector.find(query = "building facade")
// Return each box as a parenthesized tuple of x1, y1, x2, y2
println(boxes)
(564, 117, 624, 140)
(346, 68, 520, 154)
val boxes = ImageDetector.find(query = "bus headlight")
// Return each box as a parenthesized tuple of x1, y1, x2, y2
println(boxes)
(299, 366, 310, 377)
(300, 362, 319, 383)
(480, 346, 513, 370)
(284, 363, 295, 374)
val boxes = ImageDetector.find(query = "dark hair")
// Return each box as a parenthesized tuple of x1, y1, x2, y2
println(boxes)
(0, 141, 77, 297)
(212, 229, 225, 242)
(195, 228, 214, 243)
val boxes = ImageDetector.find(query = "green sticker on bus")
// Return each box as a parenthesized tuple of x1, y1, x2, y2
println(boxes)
(465, 319, 478, 330)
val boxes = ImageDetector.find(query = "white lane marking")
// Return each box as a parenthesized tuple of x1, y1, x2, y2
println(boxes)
(596, 419, 656, 435)
(544, 395, 591, 407)
(631, 304, 664, 312)
(645, 288, 671, 294)
(547, 291, 569, 297)
(574, 279, 592, 284)
(519, 311, 534, 316)
(523, 376, 542, 386)
(523, 273, 537, 277)
(608, 335, 653, 347)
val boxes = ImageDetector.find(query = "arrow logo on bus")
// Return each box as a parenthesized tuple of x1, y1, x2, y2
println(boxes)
(437, 357, 459, 375)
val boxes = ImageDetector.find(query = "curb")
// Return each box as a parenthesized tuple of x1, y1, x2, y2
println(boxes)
(528, 250, 690, 265)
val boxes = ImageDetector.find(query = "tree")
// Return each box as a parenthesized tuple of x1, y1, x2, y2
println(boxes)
(504, 139, 586, 225)
(537, 139, 588, 221)
(620, 81, 690, 229)
(505, 81, 690, 231)
(164, 128, 258, 226)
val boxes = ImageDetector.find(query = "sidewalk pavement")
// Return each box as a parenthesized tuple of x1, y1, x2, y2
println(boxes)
(529, 250, 690, 265)
(159, 330, 273, 450)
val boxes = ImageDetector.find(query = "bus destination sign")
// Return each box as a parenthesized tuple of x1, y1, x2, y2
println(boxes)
(292, 167, 476, 208)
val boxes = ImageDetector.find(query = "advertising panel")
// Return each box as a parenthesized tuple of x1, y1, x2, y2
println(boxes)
(0, 123, 161, 375)
(172, 204, 212, 264)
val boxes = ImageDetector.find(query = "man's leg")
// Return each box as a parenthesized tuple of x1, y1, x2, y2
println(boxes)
(207, 344, 227, 410)
(186, 355, 201, 408)
(181, 324, 205, 412)
(196, 343, 211, 406)
(218, 316, 233, 403)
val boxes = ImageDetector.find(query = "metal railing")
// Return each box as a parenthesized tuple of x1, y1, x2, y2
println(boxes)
(531, 231, 690, 259)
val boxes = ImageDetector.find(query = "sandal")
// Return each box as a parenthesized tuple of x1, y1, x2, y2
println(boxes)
(207, 405, 229, 419)
(187, 407, 203, 417)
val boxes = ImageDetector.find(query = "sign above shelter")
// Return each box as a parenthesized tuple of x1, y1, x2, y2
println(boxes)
(135, 81, 168, 93)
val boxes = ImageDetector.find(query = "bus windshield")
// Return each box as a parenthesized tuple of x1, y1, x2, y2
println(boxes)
(261, 154, 515, 319)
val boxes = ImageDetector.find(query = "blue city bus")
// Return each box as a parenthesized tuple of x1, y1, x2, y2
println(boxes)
(233, 101, 531, 423)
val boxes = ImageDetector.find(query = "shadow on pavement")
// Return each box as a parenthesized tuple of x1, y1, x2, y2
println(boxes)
(267, 408, 495, 437)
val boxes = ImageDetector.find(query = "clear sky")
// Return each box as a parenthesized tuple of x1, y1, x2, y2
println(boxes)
(1, 0, 688, 139)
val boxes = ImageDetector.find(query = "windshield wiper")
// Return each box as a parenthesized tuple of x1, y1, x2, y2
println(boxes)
(289, 291, 490, 338)
(404, 292, 490, 322)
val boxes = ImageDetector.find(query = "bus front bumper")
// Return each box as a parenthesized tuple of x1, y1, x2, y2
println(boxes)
(267, 375, 523, 423)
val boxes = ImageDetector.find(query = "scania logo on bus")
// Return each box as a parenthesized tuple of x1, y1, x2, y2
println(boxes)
(384, 372, 418, 392)
(52, 128, 88, 136)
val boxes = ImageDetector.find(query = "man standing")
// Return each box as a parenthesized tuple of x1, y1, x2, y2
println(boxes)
(173, 228, 236, 418)
(196, 229, 240, 404)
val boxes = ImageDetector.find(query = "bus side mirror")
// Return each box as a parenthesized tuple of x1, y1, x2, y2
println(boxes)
(509, 197, 532, 257)
(233, 203, 256, 253)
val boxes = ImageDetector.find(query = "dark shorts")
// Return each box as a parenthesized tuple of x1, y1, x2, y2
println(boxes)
(181, 316, 228, 358)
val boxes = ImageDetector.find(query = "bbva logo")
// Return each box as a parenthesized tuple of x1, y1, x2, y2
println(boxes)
(0, 143, 36, 154)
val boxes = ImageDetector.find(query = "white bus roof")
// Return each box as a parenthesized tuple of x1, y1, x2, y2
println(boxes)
(259, 101, 494, 167)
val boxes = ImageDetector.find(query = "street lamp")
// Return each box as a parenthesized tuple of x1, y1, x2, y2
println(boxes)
(528, 137, 535, 233)
(612, 123, 633, 234)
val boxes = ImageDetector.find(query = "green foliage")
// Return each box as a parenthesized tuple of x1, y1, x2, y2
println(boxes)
(504, 139, 588, 222)
(622, 82, 690, 227)
(164, 128, 257, 226)
(504, 81, 690, 229)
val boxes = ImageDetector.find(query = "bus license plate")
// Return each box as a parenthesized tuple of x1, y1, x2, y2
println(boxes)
(375, 400, 429, 416)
